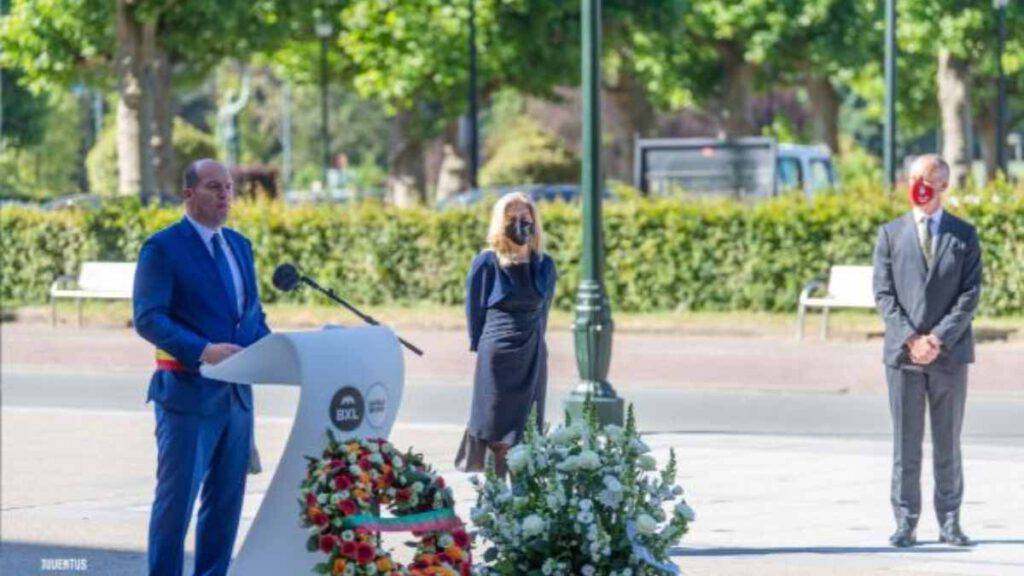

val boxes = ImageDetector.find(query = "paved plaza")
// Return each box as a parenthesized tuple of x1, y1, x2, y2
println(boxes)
(2, 322, 1022, 575)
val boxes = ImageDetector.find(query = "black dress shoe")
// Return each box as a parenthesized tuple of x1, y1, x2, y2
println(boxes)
(889, 523, 917, 548)
(939, 517, 972, 547)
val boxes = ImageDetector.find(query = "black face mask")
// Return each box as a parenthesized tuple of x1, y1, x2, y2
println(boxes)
(505, 218, 535, 247)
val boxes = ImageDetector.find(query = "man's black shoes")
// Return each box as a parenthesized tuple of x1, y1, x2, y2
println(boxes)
(939, 515, 972, 547)
(889, 521, 917, 548)
(890, 515, 973, 548)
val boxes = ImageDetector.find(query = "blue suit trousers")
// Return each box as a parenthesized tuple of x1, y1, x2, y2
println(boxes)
(148, 396, 252, 576)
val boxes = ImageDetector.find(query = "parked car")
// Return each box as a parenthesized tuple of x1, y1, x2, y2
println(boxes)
(634, 136, 838, 200)
(41, 194, 104, 211)
(435, 183, 612, 210)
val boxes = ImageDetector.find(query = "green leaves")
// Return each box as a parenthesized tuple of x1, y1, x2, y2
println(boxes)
(480, 116, 580, 186)
(0, 0, 303, 90)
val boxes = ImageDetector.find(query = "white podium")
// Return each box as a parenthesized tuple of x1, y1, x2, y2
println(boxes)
(201, 326, 405, 575)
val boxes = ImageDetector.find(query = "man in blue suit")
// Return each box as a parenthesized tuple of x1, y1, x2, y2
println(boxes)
(134, 158, 270, 576)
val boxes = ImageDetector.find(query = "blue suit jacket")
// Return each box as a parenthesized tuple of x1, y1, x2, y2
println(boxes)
(133, 218, 271, 415)
(465, 250, 557, 352)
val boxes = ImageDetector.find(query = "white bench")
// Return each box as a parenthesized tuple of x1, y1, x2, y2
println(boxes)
(797, 265, 875, 340)
(50, 262, 136, 326)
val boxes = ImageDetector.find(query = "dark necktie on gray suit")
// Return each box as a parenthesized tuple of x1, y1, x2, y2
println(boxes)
(917, 216, 933, 269)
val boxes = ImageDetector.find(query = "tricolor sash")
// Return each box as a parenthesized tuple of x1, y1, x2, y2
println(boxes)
(156, 349, 189, 372)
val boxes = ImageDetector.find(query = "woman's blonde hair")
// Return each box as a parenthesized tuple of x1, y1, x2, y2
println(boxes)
(486, 192, 544, 267)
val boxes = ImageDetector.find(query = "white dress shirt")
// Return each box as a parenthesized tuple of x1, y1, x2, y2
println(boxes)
(186, 214, 246, 316)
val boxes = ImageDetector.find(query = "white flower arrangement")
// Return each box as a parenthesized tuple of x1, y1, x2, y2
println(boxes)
(471, 403, 693, 575)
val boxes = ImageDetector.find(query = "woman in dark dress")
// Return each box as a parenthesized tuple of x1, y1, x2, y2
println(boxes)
(456, 192, 557, 477)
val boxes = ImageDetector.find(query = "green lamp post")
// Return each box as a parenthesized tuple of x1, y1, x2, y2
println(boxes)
(995, 0, 1008, 176)
(883, 0, 897, 189)
(563, 0, 624, 427)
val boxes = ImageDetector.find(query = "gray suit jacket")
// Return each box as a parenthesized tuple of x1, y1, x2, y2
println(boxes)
(872, 210, 982, 370)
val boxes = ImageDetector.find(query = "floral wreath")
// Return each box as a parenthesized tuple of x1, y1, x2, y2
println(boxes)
(300, 431, 472, 576)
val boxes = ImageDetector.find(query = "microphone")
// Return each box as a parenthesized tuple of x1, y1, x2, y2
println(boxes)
(270, 263, 424, 356)
(272, 263, 301, 292)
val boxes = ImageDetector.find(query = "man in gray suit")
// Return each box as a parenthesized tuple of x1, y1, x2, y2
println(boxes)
(873, 154, 982, 548)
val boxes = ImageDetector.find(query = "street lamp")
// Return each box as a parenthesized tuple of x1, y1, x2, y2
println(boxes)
(316, 20, 334, 190)
(282, 80, 293, 193)
(995, 0, 1008, 176)
(564, 0, 623, 427)
(883, 0, 897, 189)
(467, 0, 480, 189)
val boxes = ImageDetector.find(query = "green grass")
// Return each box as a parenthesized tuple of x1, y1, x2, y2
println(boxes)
(10, 300, 1021, 341)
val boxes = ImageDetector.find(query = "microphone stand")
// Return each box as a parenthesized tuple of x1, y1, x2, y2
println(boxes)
(297, 276, 424, 356)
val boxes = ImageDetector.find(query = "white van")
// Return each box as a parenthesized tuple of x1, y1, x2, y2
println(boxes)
(634, 137, 838, 200)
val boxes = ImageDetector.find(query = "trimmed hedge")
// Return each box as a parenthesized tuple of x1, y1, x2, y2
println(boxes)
(2, 185, 1022, 316)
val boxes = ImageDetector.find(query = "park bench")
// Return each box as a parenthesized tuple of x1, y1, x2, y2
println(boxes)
(50, 262, 136, 327)
(797, 265, 875, 340)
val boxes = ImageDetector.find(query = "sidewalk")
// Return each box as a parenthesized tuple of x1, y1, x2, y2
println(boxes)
(3, 407, 1022, 575)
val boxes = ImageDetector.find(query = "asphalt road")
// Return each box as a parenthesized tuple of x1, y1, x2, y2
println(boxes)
(3, 367, 1022, 445)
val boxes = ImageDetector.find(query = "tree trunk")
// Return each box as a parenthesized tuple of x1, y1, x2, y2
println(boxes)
(719, 43, 755, 137)
(115, 0, 157, 199)
(435, 121, 467, 202)
(937, 49, 973, 188)
(605, 66, 656, 183)
(151, 44, 176, 199)
(975, 100, 998, 182)
(387, 109, 426, 207)
(75, 89, 93, 192)
(806, 75, 841, 154)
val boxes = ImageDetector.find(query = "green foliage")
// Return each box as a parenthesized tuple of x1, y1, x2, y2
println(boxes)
(835, 138, 883, 189)
(1, 69, 50, 148)
(84, 124, 119, 197)
(845, 0, 1024, 137)
(173, 120, 219, 175)
(903, 0, 1024, 126)
(3, 183, 1022, 317)
(480, 116, 580, 186)
(0, 89, 85, 200)
(0, 0, 115, 91)
(0, 0, 304, 91)
(348, 158, 388, 190)
(0, 208, 98, 302)
(271, 82, 391, 189)
(86, 119, 217, 196)
(273, 0, 579, 142)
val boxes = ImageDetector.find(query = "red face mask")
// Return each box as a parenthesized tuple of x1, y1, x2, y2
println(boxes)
(909, 178, 935, 206)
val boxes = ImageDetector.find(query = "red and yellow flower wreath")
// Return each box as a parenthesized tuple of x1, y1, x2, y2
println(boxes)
(300, 432, 472, 576)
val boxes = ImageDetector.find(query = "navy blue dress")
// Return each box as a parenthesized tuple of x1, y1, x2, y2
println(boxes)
(456, 250, 556, 472)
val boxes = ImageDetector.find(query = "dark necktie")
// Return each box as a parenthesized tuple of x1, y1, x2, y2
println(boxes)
(212, 233, 240, 318)
(917, 216, 933, 269)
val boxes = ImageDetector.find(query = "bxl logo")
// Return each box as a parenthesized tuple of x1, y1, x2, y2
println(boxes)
(328, 387, 365, 432)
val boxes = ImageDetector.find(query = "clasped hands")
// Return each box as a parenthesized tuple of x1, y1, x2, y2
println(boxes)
(906, 334, 942, 365)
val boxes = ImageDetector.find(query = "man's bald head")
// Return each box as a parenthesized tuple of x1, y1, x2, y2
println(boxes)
(183, 158, 227, 190)
(909, 154, 950, 183)
(182, 159, 234, 228)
